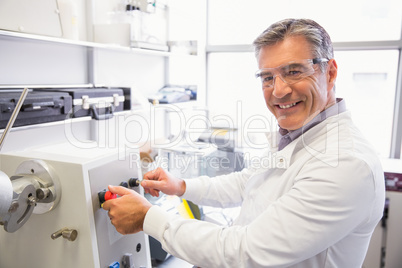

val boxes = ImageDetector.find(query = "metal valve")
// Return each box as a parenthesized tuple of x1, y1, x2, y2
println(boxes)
(51, 227, 78, 242)
(1, 159, 61, 233)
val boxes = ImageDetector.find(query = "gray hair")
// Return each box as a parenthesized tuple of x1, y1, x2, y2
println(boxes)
(253, 18, 333, 71)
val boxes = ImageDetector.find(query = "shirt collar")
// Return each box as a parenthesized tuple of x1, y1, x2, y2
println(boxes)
(278, 98, 346, 151)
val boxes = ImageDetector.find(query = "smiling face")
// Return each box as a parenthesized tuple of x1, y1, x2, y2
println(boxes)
(257, 35, 337, 131)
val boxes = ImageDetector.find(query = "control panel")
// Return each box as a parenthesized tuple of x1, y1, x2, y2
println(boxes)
(90, 161, 149, 268)
(98, 178, 141, 206)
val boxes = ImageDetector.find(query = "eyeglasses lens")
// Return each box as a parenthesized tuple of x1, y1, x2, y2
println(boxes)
(257, 60, 316, 88)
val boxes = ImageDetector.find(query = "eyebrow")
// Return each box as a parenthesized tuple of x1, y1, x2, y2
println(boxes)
(282, 62, 305, 69)
(259, 70, 273, 76)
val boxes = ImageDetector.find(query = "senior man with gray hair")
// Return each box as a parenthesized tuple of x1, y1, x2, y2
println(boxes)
(103, 18, 385, 268)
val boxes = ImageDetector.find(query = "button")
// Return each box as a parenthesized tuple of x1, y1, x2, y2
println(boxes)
(120, 181, 129, 188)
(121, 253, 133, 268)
(109, 261, 120, 268)
(98, 190, 117, 207)
(105, 191, 117, 201)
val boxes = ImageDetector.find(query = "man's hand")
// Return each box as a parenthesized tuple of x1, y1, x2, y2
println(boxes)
(102, 185, 152, 235)
(142, 167, 186, 197)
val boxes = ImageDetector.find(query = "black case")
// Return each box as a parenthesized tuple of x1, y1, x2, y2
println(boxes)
(0, 91, 72, 129)
(34, 87, 125, 119)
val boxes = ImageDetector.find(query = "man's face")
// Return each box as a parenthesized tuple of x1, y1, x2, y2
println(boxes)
(257, 36, 337, 131)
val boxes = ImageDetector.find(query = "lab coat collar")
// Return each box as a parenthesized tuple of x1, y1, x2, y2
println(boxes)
(264, 99, 346, 170)
(264, 109, 349, 170)
(271, 138, 297, 169)
(262, 131, 297, 170)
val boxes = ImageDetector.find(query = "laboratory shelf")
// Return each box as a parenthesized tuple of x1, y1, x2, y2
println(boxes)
(0, 29, 180, 57)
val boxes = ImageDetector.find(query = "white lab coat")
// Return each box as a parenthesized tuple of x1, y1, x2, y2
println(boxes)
(144, 110, 385, 268)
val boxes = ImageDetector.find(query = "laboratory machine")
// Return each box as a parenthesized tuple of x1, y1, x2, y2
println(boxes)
(0, 88, 152, 268)
(0, 142, 152, 268)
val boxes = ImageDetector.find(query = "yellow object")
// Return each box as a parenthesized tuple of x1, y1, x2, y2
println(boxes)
(177, 199, 195, 219)
(212, 129, 228, 136)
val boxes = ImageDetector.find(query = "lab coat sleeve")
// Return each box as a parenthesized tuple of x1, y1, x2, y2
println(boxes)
(143, 153, 381, 268)
(180, 166, 255, 208)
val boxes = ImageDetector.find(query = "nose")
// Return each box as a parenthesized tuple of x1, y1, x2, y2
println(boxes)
(272, 76, 292, 98)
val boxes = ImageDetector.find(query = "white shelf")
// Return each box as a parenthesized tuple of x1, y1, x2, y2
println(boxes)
(0, 29, 182, 57)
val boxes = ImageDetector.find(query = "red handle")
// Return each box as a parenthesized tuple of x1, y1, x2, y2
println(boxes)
(104, 191, 117, 201)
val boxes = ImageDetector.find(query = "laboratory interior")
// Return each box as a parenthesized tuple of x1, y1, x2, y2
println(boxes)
(0, 0, 401, 267)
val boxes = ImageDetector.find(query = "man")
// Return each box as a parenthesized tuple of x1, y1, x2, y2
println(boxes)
(103, 18, 385, 267)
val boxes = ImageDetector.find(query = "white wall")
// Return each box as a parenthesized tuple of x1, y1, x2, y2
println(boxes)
(0, 36, 88, 85)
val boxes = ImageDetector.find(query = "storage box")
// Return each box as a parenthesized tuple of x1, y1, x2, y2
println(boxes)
(0, 91, 72, 128)
(34, 88, 125, 119)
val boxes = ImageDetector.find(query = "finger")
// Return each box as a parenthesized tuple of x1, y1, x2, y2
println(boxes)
(102, 200, 111, 211)
(101, 203, 107, 211)
(141, 179, 163, 190)
(141, 180, 162, 197)
(108, 185, 132, 196)
(143, 167, 162, 181)
(149, 189, 160, 197)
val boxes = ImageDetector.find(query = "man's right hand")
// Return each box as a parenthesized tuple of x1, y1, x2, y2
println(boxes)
(141, 167, 186, 197)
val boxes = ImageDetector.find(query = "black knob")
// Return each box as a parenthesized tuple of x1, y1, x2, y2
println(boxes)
(98, 190, 106, 206)
(128, 178, 140, 187)
(98, 190, 117, 207)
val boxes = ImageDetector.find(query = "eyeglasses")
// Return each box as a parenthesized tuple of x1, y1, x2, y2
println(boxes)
(255, 58, 329, 89)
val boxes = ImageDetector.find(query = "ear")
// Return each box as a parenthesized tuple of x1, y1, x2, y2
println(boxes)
(327, 59, 338, 91)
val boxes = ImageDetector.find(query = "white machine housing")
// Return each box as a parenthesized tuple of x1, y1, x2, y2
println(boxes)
(0, 141, 151, 268)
